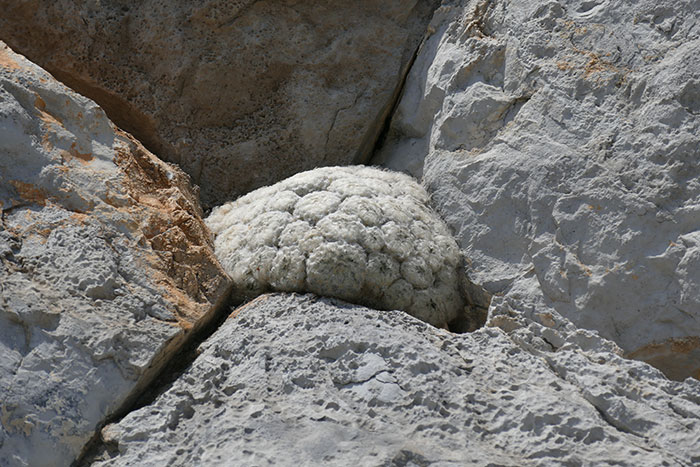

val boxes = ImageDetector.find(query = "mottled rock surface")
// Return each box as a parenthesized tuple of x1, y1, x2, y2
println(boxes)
(0, 0, 439, 207)
(373, 0, 700, 379)
(0, 43, 230, 466)
(90, 294, 700, 466)
(206, 166, 488, 330)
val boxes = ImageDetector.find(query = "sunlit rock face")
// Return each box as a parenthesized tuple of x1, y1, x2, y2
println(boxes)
(91, 294, 700, 466)
(373, 0, 700, 380)
(0, 42, 229, 466)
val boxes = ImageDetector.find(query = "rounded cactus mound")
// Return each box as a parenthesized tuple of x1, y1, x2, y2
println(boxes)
(206, 166, 470, 329)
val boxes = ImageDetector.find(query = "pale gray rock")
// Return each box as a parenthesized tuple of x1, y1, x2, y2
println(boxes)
(373, 0, 700, 379)
(0, 43, 230, 466)
(206, 166, 488, 330)
(0, 0, 440, 208)
(92, 294, 700, 466)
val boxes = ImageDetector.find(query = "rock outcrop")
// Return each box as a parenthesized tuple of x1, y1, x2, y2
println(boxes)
(206, 166, 488, 330)
(0, 43, 230, 466)
(2, 1, 700, 465)
(373, 0, 700, 380)
(88, 294, 700, 466)
(0, 0, 440, 207)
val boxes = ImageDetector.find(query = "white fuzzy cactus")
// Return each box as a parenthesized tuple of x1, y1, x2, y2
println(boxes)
(206, 166, 474, 329)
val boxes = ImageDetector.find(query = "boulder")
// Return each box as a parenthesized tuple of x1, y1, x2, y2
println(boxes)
(88, 294, 700, 465)
(205, 166, 489, 330)
(373, 0, 700, 379)
(0, 0, 440, 208)
(0, 43, 230, 466)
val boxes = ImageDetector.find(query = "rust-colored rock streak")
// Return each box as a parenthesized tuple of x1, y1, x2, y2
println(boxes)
(628, 337, 700, 381)
(113, 130, 230, 327)
(0, 41, 231, 466)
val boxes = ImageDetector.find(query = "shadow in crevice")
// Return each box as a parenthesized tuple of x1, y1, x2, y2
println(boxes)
(451, 258, 491, 333)
(73, 286, 240, 466)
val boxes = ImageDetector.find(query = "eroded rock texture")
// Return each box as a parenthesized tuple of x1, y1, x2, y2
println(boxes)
(206, 166, 488, 330)
(0, 0, 439, 207)
(89, 294, 700, 466)
(0, 43, 230, 466)
(374, 0, 700, 379)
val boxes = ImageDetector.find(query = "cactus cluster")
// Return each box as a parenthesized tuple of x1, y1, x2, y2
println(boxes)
(206, 166, 468, 328)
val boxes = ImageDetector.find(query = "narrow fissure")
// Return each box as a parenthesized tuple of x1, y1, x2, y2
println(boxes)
(366, 31, 427, 166)
(73, 288, 240, 466)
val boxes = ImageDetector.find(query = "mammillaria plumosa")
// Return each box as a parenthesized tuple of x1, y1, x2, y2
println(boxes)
(206, 166, 482, 330)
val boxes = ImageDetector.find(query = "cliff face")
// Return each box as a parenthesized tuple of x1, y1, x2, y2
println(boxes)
(0, 0, 439, 208)
(1, 0, 699, 465)
(374, 0, 700, 381)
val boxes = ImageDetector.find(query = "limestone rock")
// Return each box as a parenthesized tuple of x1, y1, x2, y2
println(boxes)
(0, 0, 439, 208)
(373, 0, 700, 379)
(89, 294, 700, 466)
(0, 43, 230, 466)
(205, 166, 487, 330)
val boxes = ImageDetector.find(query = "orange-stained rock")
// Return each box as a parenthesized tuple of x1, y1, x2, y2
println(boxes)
(0, 42, 230, 465)
(628, 337, 700, 381)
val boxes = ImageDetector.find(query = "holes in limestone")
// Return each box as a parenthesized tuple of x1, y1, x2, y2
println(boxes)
(325, 401, 340, 411)
(571, 0, 608, 19)
(678, 80, 700, 115)
(222, 384, 244, 396)
(577, 1, 603, 14)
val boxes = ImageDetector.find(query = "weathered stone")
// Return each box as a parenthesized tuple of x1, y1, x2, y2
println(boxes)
(4, 2, 700, 465)
(0, 43, 230, 466)
(206, 166, 488, 330)
(0, 0, 439, 208)
(373, 0, 700, 379)
(89, 294, 700, 465)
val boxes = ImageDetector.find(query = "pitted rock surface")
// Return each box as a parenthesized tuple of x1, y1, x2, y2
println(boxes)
(373, 0, 700, 379)
(90, 294, 700, 466)
(0, 42, 229, 466)
(0, 0, 440, 208)
(206, 166, 485, 330)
